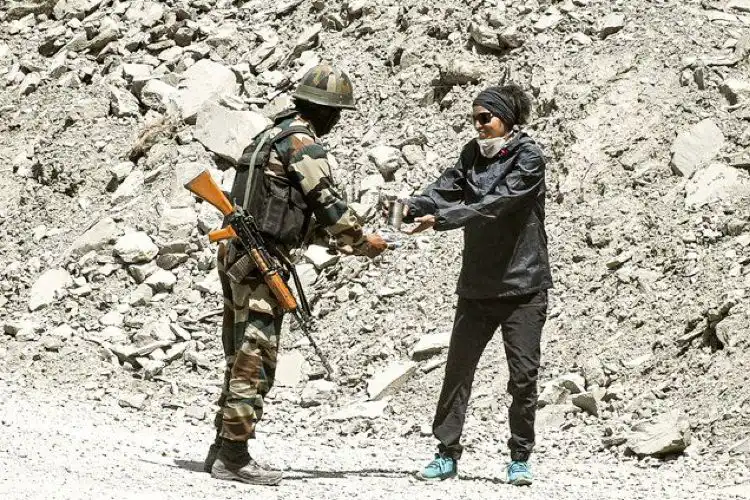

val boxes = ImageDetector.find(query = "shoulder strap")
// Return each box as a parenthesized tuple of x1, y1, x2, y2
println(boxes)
(241, 125, 315, 210)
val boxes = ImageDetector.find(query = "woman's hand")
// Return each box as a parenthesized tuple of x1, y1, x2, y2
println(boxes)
(403, 214, 436, 234)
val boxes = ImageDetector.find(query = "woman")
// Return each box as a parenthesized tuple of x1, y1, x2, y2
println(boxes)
(403, 84, 552, 486)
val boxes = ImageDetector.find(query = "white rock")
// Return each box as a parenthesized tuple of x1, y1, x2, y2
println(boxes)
(626, 411, 692, 457)
(410, 331, 451, 360)
(368, 145, 402, 180)
(685, 163, 750, 208)
(111, 170, 144, 205)
(145, 269, 177, 292)
(129, 284, 153, 306)
(99, 311, 124, 327)
(122, 63, 152, 83)
(295, 263, 318, 289)
(670, 119, 724, 178)
(367, 361, 417, 400)
(158, 206, 197, 240)
(109, 86, 140, 117)
(557, 373, 586, 394)
(534, 12, 563, 33)
(67, 217, 119, 257)
(125, 0, 164, 27)
(720, 78, 750, 105)
(597, 13, 626, 39)
(728, 0, 750, 12)
(49, 324, 74, 340)
(139, 79, 177, 113)
(195, 272, 222, 295)
(28, 268, 72, 311)
(276, 350, 306, 387)
(109, 162, 133, 182)
(325, 399, 389, 421)
(359, 173, 384, 195)
(114, 232, 158, 263)
(304, 244, 339, 270)
(301, 379, 337, 407)
(194, 103, 268, 164)
(197, 201, 223, 234)
(175, 59, 238, 123)
(19, 72, 41, 96)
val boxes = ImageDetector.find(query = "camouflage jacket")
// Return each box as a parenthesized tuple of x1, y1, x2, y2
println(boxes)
(257, 111, 365, 250)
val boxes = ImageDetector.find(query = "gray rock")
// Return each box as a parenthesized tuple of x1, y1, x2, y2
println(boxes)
(114, 232, 158, 264)
(470, 23, 524, 51)
(368, 145, 401, 180)
(730, 437, 750, 454)
(295, 263, 318, 289)
(124, 0, 164, 28)
(4, 318, 40, 338)
(301, 379, 337, 407)
(715, 310, 748, 348)
(155, 253, 189, 270)
(290, 23, 321, 59)
(366, 361, 417, 400)
(325, 400, 388, 421)
(158, 206, 197, 240)
(42, 336, 65, 352)
(410, 331, 450, 360)
(581, 355, 607, 388)
(145, 269, 177, 292)
(626, 411, 691, 457)
(669, 119, 724, 177)
(538, 383, 569, 408)
(401, 145, 425, 165)
(194, 272, 221, 295)
(67, 217, 119, 257)
(184, 406, 206, 420)
(109, 162, 133, 183)
(728, 0, 750, 12)
(139, 79, 177, 113)
(174, 60, 238, 123)
(19, 72, 41, 95)
(684, 163, 750, 208)
(128, 262, 158, 283)
(122, 63, 152, 84)
(572, 391, 599, 416)
(275, 350, 306, 387)
(111, 170, 144, 205)
(194, 103, 268, 164)
(52, 0, 97, 20)
(7, 0, 56, 20)
(28, 268, 72, 311)
(534, 12, 563, 33)
(118, 392, 148, 410)
(558, 373, 586, 394)
(720, 79, 750, 105)
(304, 245, 339, 270)
(128, 284, 153, 306)
(99, 311, 123, 327)
(598, 13, 626, 39)
(109, 86, 140, 117)
(438, 58, 483, 86)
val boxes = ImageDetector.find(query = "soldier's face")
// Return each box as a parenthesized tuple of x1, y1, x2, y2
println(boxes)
(318, 108, 341, 136)
(472, 105, 507, 139)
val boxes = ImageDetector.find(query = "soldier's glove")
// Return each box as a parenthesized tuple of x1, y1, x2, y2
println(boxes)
(353, 233, 388, 258)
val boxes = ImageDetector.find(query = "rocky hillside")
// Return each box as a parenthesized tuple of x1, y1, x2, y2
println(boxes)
(1, 0, 749, 489)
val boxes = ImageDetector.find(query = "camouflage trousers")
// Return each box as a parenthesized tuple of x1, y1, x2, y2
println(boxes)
(214, 242, 283, 442)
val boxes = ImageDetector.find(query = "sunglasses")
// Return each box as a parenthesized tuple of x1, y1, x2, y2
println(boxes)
(472, 112, 494, 125)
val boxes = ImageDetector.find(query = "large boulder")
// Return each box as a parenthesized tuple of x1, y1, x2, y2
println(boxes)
(28, 268, 72, 311)
(194, 103, 268, 164)
(67, 217, 120, 257)
(114, 232, 158, 263)
(626, 411, 691, 457)
(684, 163, 750, 208)
(367, 361, 417, 400)
(670, 119, 724, 177)
(174, 60, 238, 123)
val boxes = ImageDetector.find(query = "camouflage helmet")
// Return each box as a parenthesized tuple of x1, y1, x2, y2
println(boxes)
(293, 64, 356, 110)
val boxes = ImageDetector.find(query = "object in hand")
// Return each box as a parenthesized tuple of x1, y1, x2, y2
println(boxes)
(387, 199, 405, 230)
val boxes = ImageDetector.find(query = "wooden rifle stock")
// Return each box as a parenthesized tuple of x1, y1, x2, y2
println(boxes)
(184, 171, 234, 216)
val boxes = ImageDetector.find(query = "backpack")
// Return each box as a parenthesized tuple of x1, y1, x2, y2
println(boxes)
(230, 121, 312, 246)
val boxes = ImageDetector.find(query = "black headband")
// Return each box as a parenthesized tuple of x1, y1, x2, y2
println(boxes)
(473, 86, 517, 127)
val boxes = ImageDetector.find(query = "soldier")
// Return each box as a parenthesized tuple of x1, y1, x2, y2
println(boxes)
(204, 64, 388, 485)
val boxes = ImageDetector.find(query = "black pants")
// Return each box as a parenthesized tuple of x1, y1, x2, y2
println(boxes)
(432, 290, 547, 462)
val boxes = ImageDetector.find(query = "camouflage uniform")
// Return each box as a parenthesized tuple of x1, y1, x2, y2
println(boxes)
(214, 113, 367, 442)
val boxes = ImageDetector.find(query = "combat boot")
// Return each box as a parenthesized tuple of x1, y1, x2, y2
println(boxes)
(210, 438, 283, 486)
(203, 435, 222, 473)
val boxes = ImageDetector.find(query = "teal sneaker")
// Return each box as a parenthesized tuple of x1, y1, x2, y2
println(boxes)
(416, 453, 457, 481)
(506, 460, 533, 486)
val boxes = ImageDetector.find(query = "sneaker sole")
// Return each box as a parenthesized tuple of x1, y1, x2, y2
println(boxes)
(211, 468, 283, 486)
(415, 471, 458, 482)
(509, 477, 532, 487)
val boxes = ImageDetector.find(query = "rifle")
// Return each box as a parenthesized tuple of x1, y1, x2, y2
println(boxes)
(184, 170, 334, 379)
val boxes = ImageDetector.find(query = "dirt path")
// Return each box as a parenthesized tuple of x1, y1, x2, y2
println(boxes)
(1, 380, 747, 500)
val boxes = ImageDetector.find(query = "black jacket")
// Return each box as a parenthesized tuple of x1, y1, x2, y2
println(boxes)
(406, 132, 552, 298)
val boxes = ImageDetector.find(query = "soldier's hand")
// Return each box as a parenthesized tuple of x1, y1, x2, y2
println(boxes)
(403, 215, 436, 235)
(358, 233, 388, 258)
